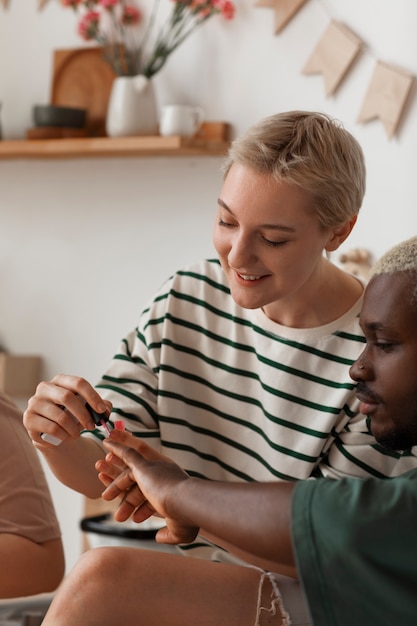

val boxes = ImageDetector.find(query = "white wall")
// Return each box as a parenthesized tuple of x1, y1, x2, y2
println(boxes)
(2, 0, 417, 572)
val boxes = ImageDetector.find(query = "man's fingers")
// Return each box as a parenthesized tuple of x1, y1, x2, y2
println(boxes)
(106, 431, 173, 463)
(112, 487, 153, 523)
(103, 439, 147, 471)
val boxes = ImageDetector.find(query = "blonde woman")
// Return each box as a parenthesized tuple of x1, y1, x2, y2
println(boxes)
(24, 112, 416, 624)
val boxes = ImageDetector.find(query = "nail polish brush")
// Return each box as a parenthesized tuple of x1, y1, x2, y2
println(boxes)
(86, 403, 112, 437)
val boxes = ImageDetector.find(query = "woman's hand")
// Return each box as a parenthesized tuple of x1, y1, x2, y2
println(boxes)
(99, 432, 199, 545)
(23, 374, 112, 448)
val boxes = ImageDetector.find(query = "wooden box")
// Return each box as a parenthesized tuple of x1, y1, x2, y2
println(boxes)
(0, 354, 42, 397)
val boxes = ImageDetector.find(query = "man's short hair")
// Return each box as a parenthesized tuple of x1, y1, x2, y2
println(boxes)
(370, 236, 417, 306)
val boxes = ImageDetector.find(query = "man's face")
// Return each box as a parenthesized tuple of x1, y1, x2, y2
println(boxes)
(350, 272, 417, 450)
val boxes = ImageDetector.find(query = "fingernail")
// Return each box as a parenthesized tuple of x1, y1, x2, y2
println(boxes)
(40, 433, 62, 446)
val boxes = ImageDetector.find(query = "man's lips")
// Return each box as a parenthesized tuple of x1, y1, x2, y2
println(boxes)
(359, 400, 379, 415)
(356, 389, 379, 415)
(355, 382, 381, 415)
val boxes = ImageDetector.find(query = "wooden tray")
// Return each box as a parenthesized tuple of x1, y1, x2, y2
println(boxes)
(194, 122, 231, 142)
(51, 48, 116, 137)
(26, 126, 88, 140)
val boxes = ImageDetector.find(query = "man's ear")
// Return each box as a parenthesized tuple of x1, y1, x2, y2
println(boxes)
(325, 215, 358, 252)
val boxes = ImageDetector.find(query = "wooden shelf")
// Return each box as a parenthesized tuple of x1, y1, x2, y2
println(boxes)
(0, 135, 230, 160)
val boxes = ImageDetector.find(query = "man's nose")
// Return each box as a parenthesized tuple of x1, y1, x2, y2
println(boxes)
(349, 355, 368, 381)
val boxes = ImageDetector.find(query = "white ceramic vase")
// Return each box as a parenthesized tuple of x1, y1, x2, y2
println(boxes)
(106, 75, 158, 137)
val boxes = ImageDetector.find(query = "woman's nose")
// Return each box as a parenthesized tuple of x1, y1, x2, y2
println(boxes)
(228, 233, 255, 267)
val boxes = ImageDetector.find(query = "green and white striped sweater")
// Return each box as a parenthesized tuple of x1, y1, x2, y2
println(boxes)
(91, 259, 416, 559)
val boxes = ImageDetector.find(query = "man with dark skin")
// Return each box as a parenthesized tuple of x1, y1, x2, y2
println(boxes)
(42, 236, 417, 626)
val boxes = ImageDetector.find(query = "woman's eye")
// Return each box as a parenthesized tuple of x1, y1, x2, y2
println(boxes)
(218, 218, 234, 228)
(262, 237, 288, 247)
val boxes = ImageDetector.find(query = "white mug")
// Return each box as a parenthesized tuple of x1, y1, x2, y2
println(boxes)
(160, 104, 205, 137)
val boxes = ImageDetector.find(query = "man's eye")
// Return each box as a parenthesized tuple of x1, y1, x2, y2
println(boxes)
(375, 342, 394, 352)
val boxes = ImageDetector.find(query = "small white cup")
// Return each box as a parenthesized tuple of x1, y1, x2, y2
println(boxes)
(159, 104, 205, 137)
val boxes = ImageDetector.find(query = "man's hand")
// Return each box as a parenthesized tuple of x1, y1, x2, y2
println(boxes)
(96, 430, 174, 521)
(99, 432, 199, 545)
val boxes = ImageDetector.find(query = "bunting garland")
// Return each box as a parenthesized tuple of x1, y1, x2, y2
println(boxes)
(256, 0, 308, 34)
(257, 0, 416, 139)
(2, 0, 415, 137)
(357, 61, 414, 139)
(302, 21, 363, 96)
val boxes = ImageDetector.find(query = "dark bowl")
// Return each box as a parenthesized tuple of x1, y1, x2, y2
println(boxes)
(33, 104, 87, 128)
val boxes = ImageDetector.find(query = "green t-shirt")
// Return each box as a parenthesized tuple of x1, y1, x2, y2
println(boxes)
(292, 468, 417, 626)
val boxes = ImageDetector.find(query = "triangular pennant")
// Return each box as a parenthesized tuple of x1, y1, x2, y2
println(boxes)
(302, 21, 363, 96)
(256, 0, 308, 34)
(357, 61, 415, 139)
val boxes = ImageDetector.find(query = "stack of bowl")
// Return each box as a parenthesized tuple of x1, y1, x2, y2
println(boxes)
(26, 104, 87, 139)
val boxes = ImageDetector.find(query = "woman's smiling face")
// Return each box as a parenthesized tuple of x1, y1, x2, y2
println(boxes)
(213, 163, 338, 319)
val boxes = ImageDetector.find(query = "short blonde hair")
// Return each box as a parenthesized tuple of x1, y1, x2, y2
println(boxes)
(222, 110, 366, 228)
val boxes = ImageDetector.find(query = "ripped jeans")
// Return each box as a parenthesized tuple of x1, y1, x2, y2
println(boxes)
(254, 569, 312, 626)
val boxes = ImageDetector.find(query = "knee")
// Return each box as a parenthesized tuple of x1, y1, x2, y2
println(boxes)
(69, 547, 126, 589)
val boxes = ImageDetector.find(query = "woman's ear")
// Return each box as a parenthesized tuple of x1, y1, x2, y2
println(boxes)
(325, 215, 358, 252)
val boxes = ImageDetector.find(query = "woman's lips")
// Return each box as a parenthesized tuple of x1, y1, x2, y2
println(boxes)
(234, 271, 267, 286)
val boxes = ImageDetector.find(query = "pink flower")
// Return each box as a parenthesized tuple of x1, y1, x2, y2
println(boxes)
(189, 0, 215, 18)
(220, 1, 235, 20)
(61, 0, 236, 77)
(99, 0, 118, 9)
(60, 0, 82, 7)
(77, 10, 100, 40)
(188, 0, 235, 20)
(213, 0, 235, 20)
(121, 5, 142, 26)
